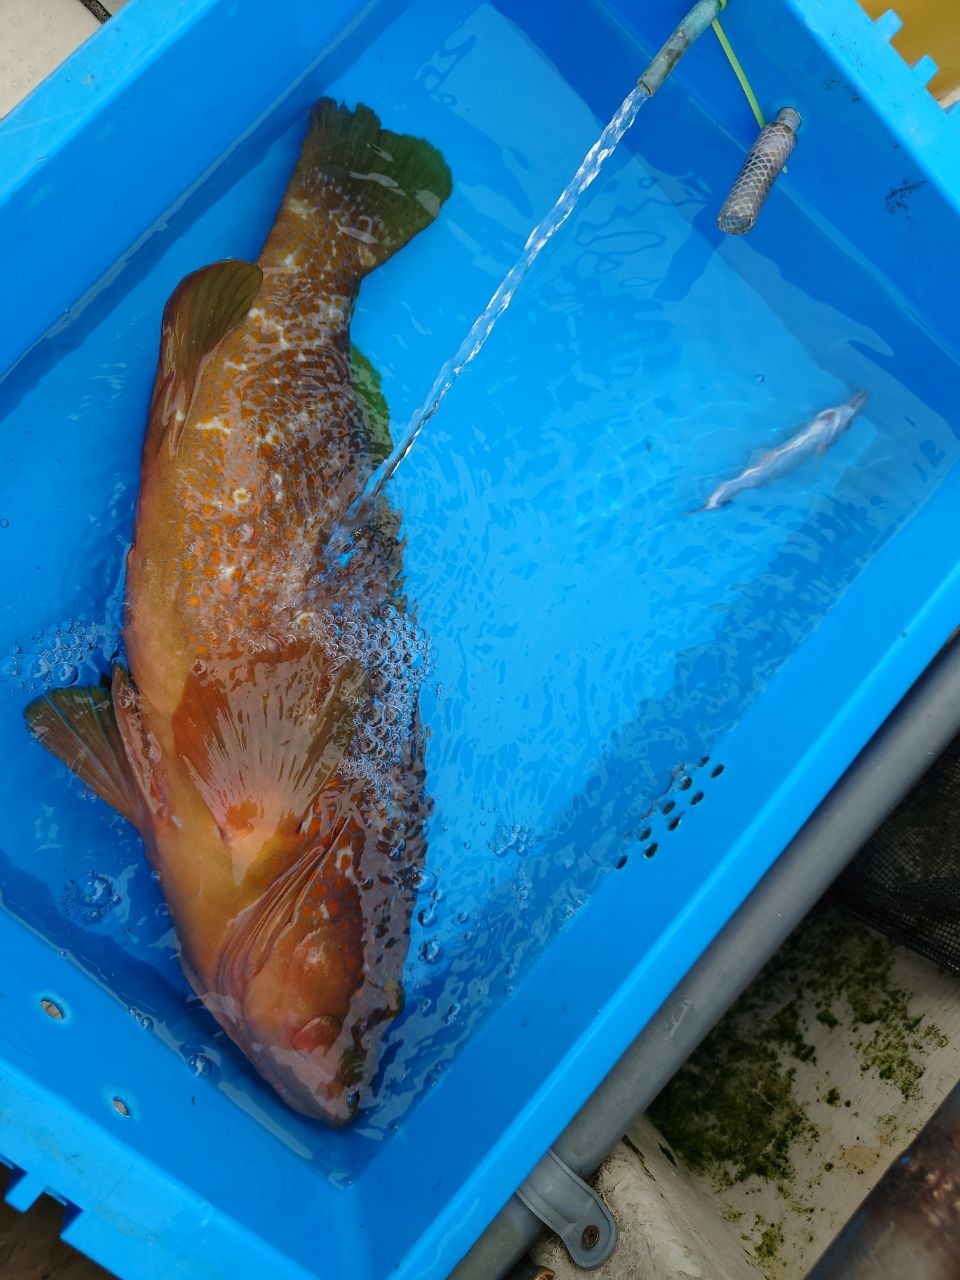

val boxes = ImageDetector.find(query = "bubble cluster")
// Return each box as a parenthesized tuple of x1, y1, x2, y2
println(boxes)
(424, 1061, 447, 1090)
(128, 1008, 154, 1031)
(418, 938, 443, 964)
(327, 598, 430, 797)
(442, 1002, 461, 1026)
(489, 821, 534, 859)
(63, 871, 120, 925)
(6, 617, 118, 694)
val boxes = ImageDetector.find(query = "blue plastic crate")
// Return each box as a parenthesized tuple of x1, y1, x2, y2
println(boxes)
(1, 1, 959, 1277)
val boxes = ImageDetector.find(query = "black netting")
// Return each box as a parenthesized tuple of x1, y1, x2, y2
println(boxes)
(833, 729, 960, 973)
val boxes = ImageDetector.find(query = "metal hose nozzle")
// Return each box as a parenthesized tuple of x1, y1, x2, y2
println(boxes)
(717, 106, 800, 235)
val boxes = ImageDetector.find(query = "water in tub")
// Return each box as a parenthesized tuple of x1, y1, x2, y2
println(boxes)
(0, 0, 957, 1173)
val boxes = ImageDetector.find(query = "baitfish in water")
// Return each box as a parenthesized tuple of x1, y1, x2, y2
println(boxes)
(24, 100, 451, 1126)
(699, 390, 868, 511)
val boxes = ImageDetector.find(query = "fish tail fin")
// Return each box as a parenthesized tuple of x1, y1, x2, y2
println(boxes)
(266, 99, 452, 285)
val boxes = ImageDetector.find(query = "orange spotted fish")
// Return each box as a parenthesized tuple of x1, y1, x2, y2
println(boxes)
(24, 100, 451, 1125)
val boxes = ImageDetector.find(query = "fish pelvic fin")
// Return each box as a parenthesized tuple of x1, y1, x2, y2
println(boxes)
(24, 681, 147, 829)
(148, 259, 264, 455)
(269, 98, 452, 285)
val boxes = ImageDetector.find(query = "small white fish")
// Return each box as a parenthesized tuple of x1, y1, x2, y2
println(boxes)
(700, 391, 868, 512)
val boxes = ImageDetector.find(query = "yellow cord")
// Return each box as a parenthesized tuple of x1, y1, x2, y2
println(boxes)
(712, 17, 766, 130)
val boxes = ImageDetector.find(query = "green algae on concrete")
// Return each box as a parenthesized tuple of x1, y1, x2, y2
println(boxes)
(649, 907, 947, 1198)
(647, 1015, 817, 1191)
(755, 1216, 786, 1265)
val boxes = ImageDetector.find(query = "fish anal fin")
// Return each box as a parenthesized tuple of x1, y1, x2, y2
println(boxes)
(350, 345, 391, 462)
(349, 344, 404, 562)
(150, 259, 263, 454)
(24, 682, 145, 829)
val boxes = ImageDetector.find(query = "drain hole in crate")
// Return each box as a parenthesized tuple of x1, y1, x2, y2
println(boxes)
(39, 997, 64, 1021)
(111, 1097, 132, 1118)
(633, 758, 726, 865)
(615, 855, 628, 870)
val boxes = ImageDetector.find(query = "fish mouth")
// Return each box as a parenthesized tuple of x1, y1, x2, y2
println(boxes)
(253, 1014, 366, 1127)
(203, 989, 371, 1126)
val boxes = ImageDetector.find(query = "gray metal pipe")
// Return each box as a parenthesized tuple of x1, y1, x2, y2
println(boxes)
(637, 0, 724, 98)
(450, 634, 960, 1279)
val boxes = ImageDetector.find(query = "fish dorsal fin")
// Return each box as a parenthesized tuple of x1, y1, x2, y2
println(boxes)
(172, 654, 367, 851)
(150, 259, 263, 454)
(24, 683, 146, 829)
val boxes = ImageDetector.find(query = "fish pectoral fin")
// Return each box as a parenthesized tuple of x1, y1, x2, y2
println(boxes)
(24, 681, 146, 828)
(173, 656, 368, 842)
(150, 258, 264, 454)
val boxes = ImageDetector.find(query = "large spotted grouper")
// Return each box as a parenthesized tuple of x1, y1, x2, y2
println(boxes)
(24, 100, 451, 1126)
